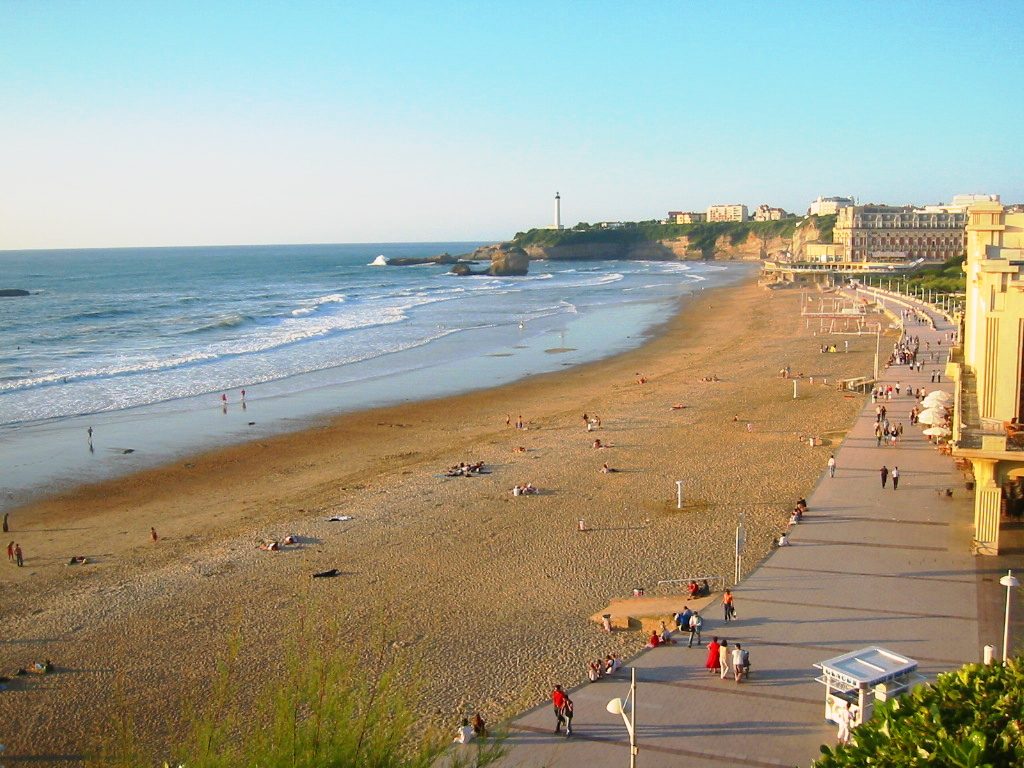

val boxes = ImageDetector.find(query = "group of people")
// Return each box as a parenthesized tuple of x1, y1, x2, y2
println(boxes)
(672, 605, 705, 647)
(6, 541, 24, 567)
(874, 420, 904, 447)
(452, 712, 488, 744)
(586, 653, 624, 681)
(686, 579, 711, 599)
(511, 483, 539, 496)
(704, 636, 750, 682)
(445, 461, 487, 477)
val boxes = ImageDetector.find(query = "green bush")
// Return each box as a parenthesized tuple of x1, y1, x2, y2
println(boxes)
(814, 659, 1024, 767)
(89, 632, 505, 768)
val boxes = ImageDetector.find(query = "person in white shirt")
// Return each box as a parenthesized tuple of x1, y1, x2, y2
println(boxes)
(454, 718, 475, 744)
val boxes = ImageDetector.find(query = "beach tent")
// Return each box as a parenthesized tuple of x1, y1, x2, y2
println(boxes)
(922, 426, 951, 436)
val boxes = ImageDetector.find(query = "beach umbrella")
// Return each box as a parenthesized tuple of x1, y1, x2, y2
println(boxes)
(923, 392, 952, 406)
(923, 426, 951, 436)
(917, 409, 947, 425)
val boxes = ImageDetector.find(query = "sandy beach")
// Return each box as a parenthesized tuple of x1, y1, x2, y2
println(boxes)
(0, 277, 878, 760)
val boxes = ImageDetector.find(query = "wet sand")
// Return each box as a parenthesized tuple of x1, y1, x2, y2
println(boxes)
(0, 277, 876, 760)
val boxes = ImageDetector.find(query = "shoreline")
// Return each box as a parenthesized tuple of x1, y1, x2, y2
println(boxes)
(0, 275, 876, 760)
(0, 262, 748, 515)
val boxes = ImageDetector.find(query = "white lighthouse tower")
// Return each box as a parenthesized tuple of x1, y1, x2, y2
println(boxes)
(554, 191, 562, 230)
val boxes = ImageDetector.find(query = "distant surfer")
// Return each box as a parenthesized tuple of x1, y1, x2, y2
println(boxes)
(87, 426, 93, 441)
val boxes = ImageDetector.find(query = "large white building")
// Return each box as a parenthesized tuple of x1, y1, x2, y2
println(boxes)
(808, 196, 854, 216)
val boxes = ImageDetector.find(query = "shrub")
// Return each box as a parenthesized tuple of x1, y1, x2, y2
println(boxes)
(813, 659, 1024, 767)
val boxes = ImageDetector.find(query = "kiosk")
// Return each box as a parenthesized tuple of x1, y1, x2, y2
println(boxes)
(814, 647, 921, 726)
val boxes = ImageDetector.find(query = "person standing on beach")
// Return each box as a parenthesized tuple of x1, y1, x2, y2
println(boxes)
(718, 639, 730, 679)
(827, 454, 836, 478)
(7, 541, 13, 562)
(151, 527, 159, 542)
(2, 512, 8, 533)
(892, 466, 900, 490)
(14, 543, 23, 567)
(880, 465, 889, 488)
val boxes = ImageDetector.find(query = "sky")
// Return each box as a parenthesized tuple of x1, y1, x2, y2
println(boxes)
(1, 0, 1022, 249)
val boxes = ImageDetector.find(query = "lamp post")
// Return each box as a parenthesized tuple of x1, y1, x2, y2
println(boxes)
(606, 667, 638, 768)
(873, 324, 880, 379)
(1000, 570, 1020, 662)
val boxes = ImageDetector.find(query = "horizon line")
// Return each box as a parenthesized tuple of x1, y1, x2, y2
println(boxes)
(0, 238, 504, 255)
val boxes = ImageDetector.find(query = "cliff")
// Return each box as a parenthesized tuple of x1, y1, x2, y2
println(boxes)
(509, 216, 835, 263)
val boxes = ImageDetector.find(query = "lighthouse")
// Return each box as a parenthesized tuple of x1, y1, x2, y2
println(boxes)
(554, 191, 562, 230)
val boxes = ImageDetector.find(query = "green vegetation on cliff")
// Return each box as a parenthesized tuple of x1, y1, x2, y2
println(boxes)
(512, 217, 810, 256)
(799, 213, 836, 243)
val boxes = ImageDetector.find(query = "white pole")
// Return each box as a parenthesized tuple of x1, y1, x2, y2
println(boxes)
(1002, 569, 1018, 662)
(873, 326, 880, 379)
(675, 480, 683, 510)
(630, 667, 638, 768)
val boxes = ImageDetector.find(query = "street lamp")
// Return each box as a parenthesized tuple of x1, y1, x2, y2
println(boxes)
(606, 667, 638, 768)
(1000, 569, 1020, 662)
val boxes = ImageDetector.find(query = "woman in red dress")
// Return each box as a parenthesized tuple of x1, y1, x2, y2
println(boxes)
(705, 636, 721, 673)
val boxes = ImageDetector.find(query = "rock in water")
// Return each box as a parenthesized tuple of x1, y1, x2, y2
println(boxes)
(0, 289, 30, 297)
(465, 243, 529, 276)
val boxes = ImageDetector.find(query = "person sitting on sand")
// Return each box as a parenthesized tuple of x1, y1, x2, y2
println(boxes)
(259, 540, 280, 551)
(523, 483, 538, 495)
(471, 713, 487, 737)
(796, 498, 808, 513)
(588, 660, 602, 682)
(645, 630, 662, 648)
(601, 462, 618, 473)
(659, 620, 676, 644)
(593, 438, 602, 449)
(28, 659, 53, 674)
(687, 580, 700, 599)
(453, 717, 475, 744)
(698, 579, 711, 597)
(283, 535, 296, 545)
(778, 531, 790, 546)
(513, 446, 526, 453)
(512, 485, 522, 496)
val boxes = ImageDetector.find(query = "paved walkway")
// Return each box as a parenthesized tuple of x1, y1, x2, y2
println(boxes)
(492, 291, 1000, 768)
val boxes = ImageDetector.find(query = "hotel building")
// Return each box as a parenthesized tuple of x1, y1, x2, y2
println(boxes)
(834, 204, 968, 264)
(753, 204, 788, 222)
(807, 196, 854, 216)
(948, 200, 1024, 554)
(667, 211, 707, 224)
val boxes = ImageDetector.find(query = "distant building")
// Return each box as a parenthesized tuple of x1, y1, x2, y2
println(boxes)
(948, 199, 1024, 555)
(753, 204, 788, 222)
(808, 196, 854, 217)
(597, 221, 626, 229)
(833, 203, 967, 263)
(706, 204, 748, 223)
(667, 211, 707, 224)
(951, 193, 1001, 209)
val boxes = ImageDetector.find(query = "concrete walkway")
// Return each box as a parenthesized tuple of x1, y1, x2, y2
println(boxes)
(493, 291, 997, 768)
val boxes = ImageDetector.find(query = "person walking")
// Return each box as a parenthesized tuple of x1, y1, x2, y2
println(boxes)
(551, 685, 568, 734)
(723, 589, 736, 622)
(827, 454, 836, 478)
(561, 694, 574, 737)
(14, 543, 23, 567)
(688, 610, 703, 647)
(718, 639, 730, 680)
(705, 637, 721, 674)
(150, 527, 159, 542)
(6, 541, 14, 562)
(880, 465, 889, 488)
(892, 466, 900, 491)
(732, 643, 749, 683)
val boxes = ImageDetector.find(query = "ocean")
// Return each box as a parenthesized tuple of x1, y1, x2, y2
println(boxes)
(0, 243, 750, 509)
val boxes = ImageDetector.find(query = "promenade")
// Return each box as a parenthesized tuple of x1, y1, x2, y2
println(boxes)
(492, 290, 1014, 768)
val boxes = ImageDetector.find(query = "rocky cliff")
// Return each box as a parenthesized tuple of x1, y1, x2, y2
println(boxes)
(511, 216, 832, 263)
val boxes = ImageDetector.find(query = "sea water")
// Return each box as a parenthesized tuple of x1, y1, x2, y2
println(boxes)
(0, 243, 750, 509)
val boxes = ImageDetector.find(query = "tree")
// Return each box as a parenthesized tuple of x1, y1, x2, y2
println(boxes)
(814, 659, 1024, 767)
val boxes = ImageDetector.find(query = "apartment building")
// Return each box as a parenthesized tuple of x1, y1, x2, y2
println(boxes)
(667, 211, 707, 224)
(807, 196, 854, 216)
(753, 204, 788, 222)
(706, 204, 747, 223)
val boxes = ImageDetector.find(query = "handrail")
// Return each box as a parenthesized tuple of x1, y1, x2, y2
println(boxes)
(655, 574, 726, 591)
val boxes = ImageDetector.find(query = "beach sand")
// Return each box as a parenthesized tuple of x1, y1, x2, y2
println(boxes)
(0, 278, 877, 760)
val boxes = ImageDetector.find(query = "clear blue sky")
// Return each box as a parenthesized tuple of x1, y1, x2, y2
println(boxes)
(1, 0, 1022, 249)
